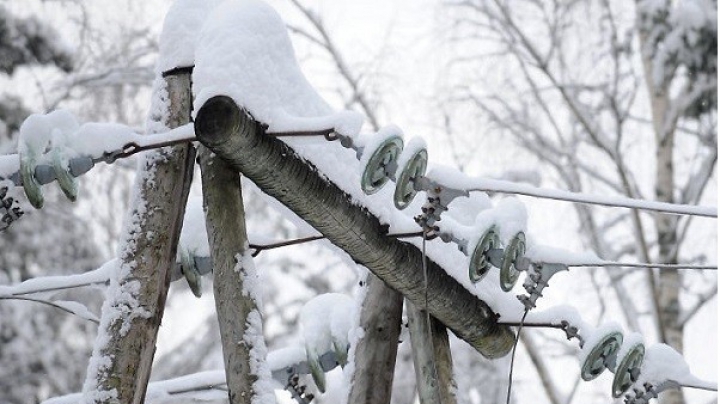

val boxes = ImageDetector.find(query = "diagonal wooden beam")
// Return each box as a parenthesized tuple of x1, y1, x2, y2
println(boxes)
(83, 71, 195, 403)
(194, 95, 514, 359)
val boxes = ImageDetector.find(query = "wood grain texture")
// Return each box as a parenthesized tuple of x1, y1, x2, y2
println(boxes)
(194, 95, 515, 359)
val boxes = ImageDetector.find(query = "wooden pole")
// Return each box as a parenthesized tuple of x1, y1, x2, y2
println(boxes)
(83, 71, 195, 403)
(407, 301, 458, 404)
(347, 274, 404, 404)
(198, 145, 266, 404)
(193, 95, 515, 359)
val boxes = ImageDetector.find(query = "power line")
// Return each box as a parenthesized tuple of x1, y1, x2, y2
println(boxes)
(567, 262, 716, 270)
(437, 177, 717, 218)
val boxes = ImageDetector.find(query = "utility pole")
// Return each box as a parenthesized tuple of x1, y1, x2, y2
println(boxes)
(83, 70, 195, 403)
(198, 143, 267, 404)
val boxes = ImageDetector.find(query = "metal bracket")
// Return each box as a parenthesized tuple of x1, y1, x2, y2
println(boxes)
(623, 381, 680, 404)
(0, 184, 23, 232)
(518, 262, 568, 310)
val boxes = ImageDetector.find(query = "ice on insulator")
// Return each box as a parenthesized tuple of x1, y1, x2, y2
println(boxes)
(19, 113, 53, 157)
(636, 343, 716, 389)
(192, 0, 364, 138)
(578, 321, 622, 364)
(616, 332, 644, 365)
(267, 346, 307, 374)
(355, 125, 403, 149)
(157, 0, 222, 73)
(395, 136, 427, 175)
(488, 197, 527, 243)
(358, 125, 404, 194)
(299, 293, 354, 392)
(612, 332, 646, 397)
(300, 293, 354, 354)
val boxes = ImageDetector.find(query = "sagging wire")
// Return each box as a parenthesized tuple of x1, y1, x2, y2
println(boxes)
(506, 309, 529, 404)
(248, 231, 423, 257)
(245, 232, 717, 271)
(0, 296, 99, 324)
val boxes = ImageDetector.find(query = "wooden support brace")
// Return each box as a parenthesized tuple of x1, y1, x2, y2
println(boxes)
(83, 72, 195, 403)
(348, 274, 404, 404)
(198, 145, 265, 404)
(193, 95, 515, 359)
(407, 300, 458, 404)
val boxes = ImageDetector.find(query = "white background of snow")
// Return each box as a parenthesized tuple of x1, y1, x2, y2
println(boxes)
(5, 1, 716, 402)
(187, 4, 716, 403)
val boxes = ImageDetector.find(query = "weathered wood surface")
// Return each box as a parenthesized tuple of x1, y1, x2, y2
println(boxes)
(84, 72, 195, 403)
(348, 274, 404, 404)
(407, 300, 458, 404)
(199, 146, 264, 404)
(194, 95, 515, 359)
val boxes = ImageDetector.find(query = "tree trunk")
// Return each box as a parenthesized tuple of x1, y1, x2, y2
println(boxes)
(198, 145, 268, 404)
(347, 273, 404, 404)
(82, 71, 195, 403)
(194, 95, 515, 359)
(636, 8, 684, 403)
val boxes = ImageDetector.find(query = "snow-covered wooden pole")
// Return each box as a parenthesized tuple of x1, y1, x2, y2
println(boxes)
(407, 301, 458, 404)
(194, 95, 515, 358)
(81, 71, 195, 403)
(347, 274, 404, 403)
(198, 144, 271, 403)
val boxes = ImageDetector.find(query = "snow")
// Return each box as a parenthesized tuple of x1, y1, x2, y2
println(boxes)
(18, 112, 54, 157)
(444, 190, 493, 225)
(46, 342, 360, 404)
(2, 109, 195, 184)
(395, 136, 427, 175)
(81, 74, 170, 403)
(0, 155, 18, 179)
(245, 309, 277, 404)
(192, 0, 364, 137)
(51, 300, 100, 323)
(157, 0, 222, 73)
(635, 343, 717, 390)
(578, 322, 623, 366)
(485, 197, 527, 243)
(0, 259, 115, 296)
(357, 124, 404, 173)
(616, 332, 644, 366)
(178, 196, 209, 257)
(299, 293, 354, 358)
(267, 346, 307, 374)
(429, 172, 717, 218)
(526, 305, 588, 328)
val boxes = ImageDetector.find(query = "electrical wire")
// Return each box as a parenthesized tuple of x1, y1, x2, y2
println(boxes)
(246, 233, 717, 271)
(506, 309, 529, 404)
(461, 179, 716, 218)
(566, 262, 716, 270)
